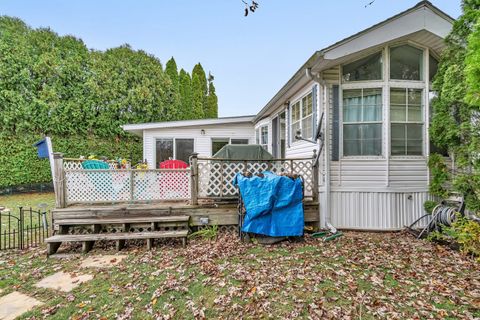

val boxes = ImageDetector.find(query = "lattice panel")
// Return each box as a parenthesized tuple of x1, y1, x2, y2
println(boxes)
(64, 160, 119, 170)
(65, 170, 131, 203)
(133, 170, 190, 201)
(65, 169, 190, 204)
(197, 160, 313, 198)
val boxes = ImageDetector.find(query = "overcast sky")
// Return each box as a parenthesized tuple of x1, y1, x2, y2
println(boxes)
(1, 0, 462, 117)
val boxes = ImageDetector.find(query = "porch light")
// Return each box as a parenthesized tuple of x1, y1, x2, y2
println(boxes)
(201, 129, 205, 135)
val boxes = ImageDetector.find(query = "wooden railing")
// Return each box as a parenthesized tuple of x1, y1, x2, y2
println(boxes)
(54, 154, 190, 206)
(53, 152, 318, 208)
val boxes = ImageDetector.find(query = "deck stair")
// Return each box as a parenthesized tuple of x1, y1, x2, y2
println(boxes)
(46, 215, 190, 255)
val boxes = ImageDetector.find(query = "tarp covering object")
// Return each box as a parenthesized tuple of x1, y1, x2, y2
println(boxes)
(234, 171, 304, 237)
(212, 145, 274, 160)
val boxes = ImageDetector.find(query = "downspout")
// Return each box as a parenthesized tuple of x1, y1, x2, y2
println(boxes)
(306, 68, 330, 228)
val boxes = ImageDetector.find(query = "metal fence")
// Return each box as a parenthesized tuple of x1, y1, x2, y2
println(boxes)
(0, 207, 50, 250)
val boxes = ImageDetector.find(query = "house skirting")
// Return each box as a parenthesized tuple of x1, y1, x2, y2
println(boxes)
(319, 190, 432, 230)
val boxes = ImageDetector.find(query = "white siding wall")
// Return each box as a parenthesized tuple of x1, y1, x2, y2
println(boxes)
(271, 64, 432, 230)
(143, 123, 255, 168)
(285, 80, 318, 159)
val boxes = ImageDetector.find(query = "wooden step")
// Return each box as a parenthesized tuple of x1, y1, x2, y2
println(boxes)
(46, 230, 188, 243)
(54, 215, 189, 226)
(46, 230, 188, 255)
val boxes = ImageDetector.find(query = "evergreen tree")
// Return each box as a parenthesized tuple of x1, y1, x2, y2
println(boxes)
(191, 73, 205, 118)
(192, 63, 208, 117)
(179, 68, 193, 119)
(429, 0, 480, 211)
(206, 78, 218, 118)
(164, 57, 181, 120)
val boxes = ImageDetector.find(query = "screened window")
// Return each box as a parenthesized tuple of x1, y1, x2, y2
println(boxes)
(390, 88, 423, 155)
(343, 88, 382, 156)
(390, 45, 423, 81)
(290, 92, 313, 142)
(342, 52, 382, 82)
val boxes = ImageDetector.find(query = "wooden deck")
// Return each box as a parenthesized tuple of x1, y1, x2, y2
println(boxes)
(52, 201, 320, 227)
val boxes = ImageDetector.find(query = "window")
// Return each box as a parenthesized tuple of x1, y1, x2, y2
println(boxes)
(260, 125, 268, 150)
(156, 139, 173, 166)
(231, 139, 249, 144)
(155, 138, 194, 167)
(342, 52, 382, 82)
(211, 138, 249, 155)
(390, 45, 423, 81)
(390, 88, 423, 155)
(291, 92, 313, 142)
(211, 138, 229, 156)
(175, 139, 194, 163)
(255, 128, 260, 144)
(343, 88, 382, 156)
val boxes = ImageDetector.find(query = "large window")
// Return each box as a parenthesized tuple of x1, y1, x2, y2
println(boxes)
(211, 138, 249, 155)
(342, 52, 382, 82)
(390, 45, 423, 81)
(390, 88, 423, 155)
(155, 138, 194, 167)
(291, 92, 313, 142)
(343, 88, 382, 156)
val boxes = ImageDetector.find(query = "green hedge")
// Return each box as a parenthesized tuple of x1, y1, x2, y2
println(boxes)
(0, 134, 142, 188)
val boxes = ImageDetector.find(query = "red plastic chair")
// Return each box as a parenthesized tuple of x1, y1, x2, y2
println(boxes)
(159, 159, 189, 169)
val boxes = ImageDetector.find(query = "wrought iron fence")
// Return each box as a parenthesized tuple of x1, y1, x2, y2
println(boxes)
(0, 207, 50, 250)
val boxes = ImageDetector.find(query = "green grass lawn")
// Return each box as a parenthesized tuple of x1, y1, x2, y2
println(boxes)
(0, 231, 478, 319)
(0, 192, 55, 214)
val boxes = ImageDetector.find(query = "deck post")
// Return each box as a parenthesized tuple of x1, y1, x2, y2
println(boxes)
(53, 152, 66, 208)
(312, 149, 319, 203)
(190, 153, 199, 205)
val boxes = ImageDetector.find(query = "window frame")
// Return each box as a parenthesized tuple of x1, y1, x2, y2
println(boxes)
(389, 87, 425, 157)
(389, 43, 425, 82)
(154, 137, 195, 167)
(338, 42, 430, 160)
(211, 137, 250, 156)
(341, 86, 384, 157)
(341, 50, 384, 83)
(290, 91, 314, 144)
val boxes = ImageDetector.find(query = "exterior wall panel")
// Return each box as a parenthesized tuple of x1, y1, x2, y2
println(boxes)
(326, 191, 432, 230)
(143, 124, 255, 168)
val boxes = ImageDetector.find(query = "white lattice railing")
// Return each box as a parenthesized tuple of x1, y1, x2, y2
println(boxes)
(64, 169, 190, 204)
(196, 158, 314, 199)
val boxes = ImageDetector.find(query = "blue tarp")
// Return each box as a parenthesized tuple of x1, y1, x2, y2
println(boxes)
(234, 171, 304, 237)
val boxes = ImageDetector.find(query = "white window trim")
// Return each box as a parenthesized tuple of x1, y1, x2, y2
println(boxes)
(290, 91, 313, 145)
(338, 42, 429, 160)
(389, 88, 425, 157)
(154, 137, 196, 165)
(341, 87, 384, 158)
(210, 137, 250, 155)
